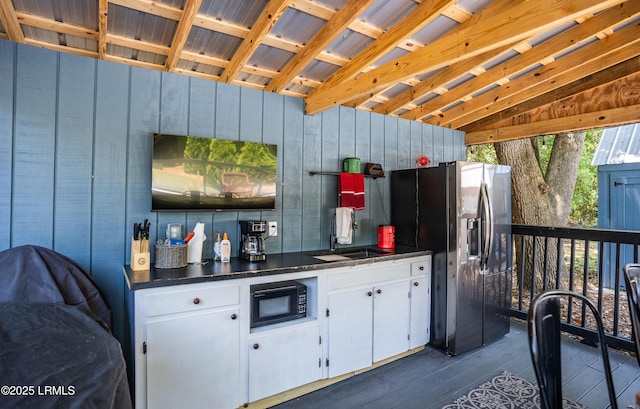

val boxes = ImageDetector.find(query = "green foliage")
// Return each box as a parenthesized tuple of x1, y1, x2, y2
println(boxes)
(467, 144, 497, 164)
(533, 131, 601, 226)
(467, 129, 602, 227)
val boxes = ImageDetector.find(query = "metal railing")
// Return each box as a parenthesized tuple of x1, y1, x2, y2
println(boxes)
(509, 224, 640, 352)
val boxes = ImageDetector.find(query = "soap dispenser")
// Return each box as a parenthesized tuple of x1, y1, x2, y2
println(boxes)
(220, 232, 231, 262)
(213, 232, 222, 261)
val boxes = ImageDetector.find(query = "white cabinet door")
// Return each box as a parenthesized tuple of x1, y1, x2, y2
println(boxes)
(372, 281, 410, 362)
(326, 289, 373, 377)
(248, 323, 322, 402)
(145, 308, 240, 409)
(409, 276, 430, 349)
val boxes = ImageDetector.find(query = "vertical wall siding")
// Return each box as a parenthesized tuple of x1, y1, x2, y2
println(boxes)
(0, 40, 15, 250)
(0, 41, 466, 342)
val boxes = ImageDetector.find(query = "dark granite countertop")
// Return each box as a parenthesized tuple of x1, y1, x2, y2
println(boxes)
(123, 246, 430, 290)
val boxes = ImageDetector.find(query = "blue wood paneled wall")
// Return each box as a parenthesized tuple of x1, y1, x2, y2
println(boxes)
(0, 40, 466, 342)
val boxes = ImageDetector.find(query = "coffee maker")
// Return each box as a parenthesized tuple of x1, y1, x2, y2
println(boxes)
(239, 220, 267, 261)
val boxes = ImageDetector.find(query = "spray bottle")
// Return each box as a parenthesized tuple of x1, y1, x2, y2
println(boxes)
(220, 232, 231, 263)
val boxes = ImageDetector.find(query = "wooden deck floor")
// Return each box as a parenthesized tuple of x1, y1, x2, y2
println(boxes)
(271, 319, 640, 409)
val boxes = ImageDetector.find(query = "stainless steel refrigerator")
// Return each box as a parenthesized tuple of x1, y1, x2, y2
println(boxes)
(391, 161, 512, 355)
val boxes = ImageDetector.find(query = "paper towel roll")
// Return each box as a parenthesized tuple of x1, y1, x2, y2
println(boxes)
(187, 222, 206, 263)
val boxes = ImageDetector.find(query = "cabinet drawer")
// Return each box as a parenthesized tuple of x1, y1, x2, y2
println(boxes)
(145, 285, 240, 317)
(411, 257, 431, 276)
(328, 263, 409, 290)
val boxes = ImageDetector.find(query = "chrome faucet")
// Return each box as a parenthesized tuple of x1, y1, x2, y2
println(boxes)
(329, 210, 358, 251)
(330, 211, 337, 251)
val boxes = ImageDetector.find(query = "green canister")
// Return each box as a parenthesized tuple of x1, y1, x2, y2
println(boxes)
(343, 157, 361, 173)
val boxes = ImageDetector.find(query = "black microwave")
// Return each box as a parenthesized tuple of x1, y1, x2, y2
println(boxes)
(250, 280, 307, 328)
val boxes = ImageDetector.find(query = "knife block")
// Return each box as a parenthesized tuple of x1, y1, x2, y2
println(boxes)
(131, 236, 150, 271)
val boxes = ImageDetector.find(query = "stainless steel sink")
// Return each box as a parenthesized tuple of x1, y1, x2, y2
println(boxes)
(310, 247, 388, 262)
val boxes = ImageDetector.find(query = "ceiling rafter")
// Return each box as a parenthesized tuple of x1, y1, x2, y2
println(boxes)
(98, 0, 107, 59)
(0, 0, 24, 43)
(6, 0, 480, 104)
(478, 72, 640, 136)
(1, 0, 638, 145)
(339, 1, 485, 112)
(305, 0, 625, 115)
(17, 12, 98, 40)
(164, 0, 202, 72)
(221, 0, 291, 83)
(438, 22, 640, 128)
(401, 1, 640, 122)
(463, 57, 640, 133)
(373, 42, 518, 116)
(267, 0, 376, 93)
(109, 0, 180, 20)
(310, 0, 460, 97)
(27, 37, 97, 59)
(107, 33, 169, 56)
(466, 104, 640, 144)
(307, 0, 522, 114)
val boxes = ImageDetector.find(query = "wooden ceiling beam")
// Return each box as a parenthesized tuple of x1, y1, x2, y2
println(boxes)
(374, 42, 517, 116)
(465, 104, 640, 145)
(24, 38, 97, 59)
(267, 0, 376, 93)
(399, 1, 640, 121)
(290, 0, 428, 54)
(440, 22, 640, 128)
(16, 12, 99, 41)
(304, 0, 624, 115)
(441, 4, 473, 23)
(483, 73, 640, 132)
(107, 33, 169, 56)
(0, 0, 24, 43)
(289, 0, 334, 20)
(193, 12, 348, 67)
(221, 0, 291, 83)
(462, 57, 640, 133)
(307, 0, 526, 114)
(105, 53, 164, 70)
(164, 0, 202, 72)
(98, 0, 108, 59)
(193, 11, 248, 38)
(316, 0, 459, 95)
(109, 0, 181, 21)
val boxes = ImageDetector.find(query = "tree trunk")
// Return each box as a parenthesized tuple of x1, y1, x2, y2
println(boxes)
(494, 132, 586, 291)
(495, 138, 553, 226)
(546, 133, 585, 225)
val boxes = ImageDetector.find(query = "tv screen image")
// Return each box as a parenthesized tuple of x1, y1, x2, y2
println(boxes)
(152, 134, 278, 211)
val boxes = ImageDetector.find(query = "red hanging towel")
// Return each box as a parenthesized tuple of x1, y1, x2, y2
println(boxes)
(339, 172, 354, 208)
(339, 172, 365, 210)
(353, 173, 365, 210)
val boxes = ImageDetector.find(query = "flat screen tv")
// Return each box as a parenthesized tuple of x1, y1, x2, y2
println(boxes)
(152, 134, 278, 211)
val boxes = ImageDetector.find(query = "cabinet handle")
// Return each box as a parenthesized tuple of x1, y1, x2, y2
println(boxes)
(376, 289, 382, 294)
(231, 313, 238, 320)
(414, 281, 419, 286)
(253, 343, 260, 350)
(367, 291, 373, 297)
(193, 297, 201, 305)
(419, 265, 424, 271)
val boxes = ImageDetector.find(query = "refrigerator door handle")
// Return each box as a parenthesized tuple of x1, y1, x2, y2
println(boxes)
(480, 183, 494, 271)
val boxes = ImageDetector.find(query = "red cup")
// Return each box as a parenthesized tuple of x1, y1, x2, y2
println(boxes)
(378, 225, 395, 249)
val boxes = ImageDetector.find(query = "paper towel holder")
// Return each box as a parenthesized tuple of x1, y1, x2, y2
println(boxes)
(364, 163, 384, 177)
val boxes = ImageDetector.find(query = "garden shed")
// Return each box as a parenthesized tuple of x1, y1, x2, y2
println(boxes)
(592, 123, 640, 288)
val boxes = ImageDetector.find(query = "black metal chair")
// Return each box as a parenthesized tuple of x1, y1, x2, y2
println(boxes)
(623, 264, 640, 367)
(527, 289, 618, 409)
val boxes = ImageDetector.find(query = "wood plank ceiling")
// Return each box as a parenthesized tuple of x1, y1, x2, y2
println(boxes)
(1, 0, 639, 145)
